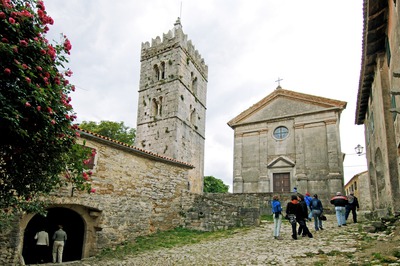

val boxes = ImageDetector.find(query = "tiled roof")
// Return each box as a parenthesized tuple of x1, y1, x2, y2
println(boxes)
(78, 128, 194, 169)
(355, 0, 388, 124)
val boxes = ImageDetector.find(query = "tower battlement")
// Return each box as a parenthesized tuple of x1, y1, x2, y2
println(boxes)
(141, 18, 208, 79)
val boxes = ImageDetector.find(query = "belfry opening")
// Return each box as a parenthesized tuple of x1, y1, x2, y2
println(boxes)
(22, 207, 85, 264)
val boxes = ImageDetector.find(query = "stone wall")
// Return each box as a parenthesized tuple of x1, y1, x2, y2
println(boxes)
(204, 193, 291, 216)
(0, 216, 21, 265)
(1, 132, 194, 265)
(182, 193, 261, 231)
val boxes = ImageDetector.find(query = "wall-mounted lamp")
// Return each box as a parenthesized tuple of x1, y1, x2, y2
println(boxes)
(354, 144, 364, 156)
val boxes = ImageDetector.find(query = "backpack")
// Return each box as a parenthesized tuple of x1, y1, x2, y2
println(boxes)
(311, 199, 319, 209)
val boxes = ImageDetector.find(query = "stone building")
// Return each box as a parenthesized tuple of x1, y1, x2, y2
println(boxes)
(3, 130, 192, 264)
(1, 129, 260, 265)
(135, 18, 208, 194)
(228, 87, 347, 206)
(355, 0, 400, 216)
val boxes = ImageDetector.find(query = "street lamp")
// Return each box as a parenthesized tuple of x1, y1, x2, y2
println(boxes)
(354, 144, 364, 156)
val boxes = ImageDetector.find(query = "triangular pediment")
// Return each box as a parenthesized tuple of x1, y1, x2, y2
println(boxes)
(228, 87, 347, 127)
(267, 156, 295, 168)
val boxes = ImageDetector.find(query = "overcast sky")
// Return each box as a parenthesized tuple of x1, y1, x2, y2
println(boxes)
(45, 0, 367, 190)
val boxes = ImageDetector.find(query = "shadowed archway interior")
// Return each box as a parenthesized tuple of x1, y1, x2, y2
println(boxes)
(23, 207, 85, 264)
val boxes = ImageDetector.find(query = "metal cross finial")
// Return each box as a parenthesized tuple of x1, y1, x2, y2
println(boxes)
(275, 77, 283, 86)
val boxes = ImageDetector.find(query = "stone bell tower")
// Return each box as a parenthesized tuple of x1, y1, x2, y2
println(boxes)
(135, 18, 208, 194)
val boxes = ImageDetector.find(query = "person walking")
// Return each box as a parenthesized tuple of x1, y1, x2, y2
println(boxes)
(310, 194, 324, 231)
(271, 195, 283, 240)
(345, 192, 360, 223)
(34, 227, 49, 263)
(330, 192, 348, 227)
(52, 224, 67, 263)
(286, 194, 301, 240)
(304, 192, 313, 221)
(297, 194, 313, 238)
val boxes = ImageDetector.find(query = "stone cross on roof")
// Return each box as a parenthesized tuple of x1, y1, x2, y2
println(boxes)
(275, 77, 283, 89)
(275, 77, 283, 86)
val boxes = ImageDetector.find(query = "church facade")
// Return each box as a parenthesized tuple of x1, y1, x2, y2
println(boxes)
(228, 87, 347, 204)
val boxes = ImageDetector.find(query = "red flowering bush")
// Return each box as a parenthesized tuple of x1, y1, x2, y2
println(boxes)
(0, 0, 93, 214)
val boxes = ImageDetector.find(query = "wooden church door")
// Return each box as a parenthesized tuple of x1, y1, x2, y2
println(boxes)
(273, 173, 290, 192)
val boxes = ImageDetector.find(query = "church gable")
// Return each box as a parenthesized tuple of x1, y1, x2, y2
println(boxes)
(228, 87, 347, 127)
(239, 97, 329, 124)
(267, 156, 295, 168)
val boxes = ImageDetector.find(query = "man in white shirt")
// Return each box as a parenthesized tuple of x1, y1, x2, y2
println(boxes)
(34, 228, 49, 263)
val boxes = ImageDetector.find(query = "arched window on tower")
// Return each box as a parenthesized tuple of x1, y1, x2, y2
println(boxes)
(192, 76, 198, 95)
(160, 62, 166, 79)
(152, 98, 158, 117)
(154, 64, 160, 81)
(158, 96, 163, 116)
(190, 72, 194, 92)
(152, 97, 163, 118)
(190, 108, 196, 128)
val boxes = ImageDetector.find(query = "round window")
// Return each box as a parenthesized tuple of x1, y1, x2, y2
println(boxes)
(273, 126, 289, 140)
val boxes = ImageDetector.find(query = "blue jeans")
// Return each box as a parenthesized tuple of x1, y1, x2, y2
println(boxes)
(312, 209, 322, 230)
(307, 206, 313, 219)
(335, 206, 346, 226)
(273, 214, 282, 237)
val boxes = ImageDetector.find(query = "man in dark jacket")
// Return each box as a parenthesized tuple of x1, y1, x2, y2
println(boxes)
(345, 193, 360, 223)
(286, 195, 302, 240)
(296, 194, 313, 238)
(330, 192, 348, 227)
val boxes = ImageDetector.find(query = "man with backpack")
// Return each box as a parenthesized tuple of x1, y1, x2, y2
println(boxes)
(310, 194, 324, 231)
(345, 192, 360, 223)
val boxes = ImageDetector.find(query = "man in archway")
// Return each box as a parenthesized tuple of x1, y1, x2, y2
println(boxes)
(34, 227, 49, 263)
(52, 224, 67, 263)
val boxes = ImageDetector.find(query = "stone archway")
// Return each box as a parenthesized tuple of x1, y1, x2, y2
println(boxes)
(22, 207, 85, 264)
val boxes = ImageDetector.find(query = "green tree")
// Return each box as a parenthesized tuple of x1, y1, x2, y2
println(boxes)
(203, 176, 229, 193)
(79, 120, 136, 146)
(0, 0, 93, 214)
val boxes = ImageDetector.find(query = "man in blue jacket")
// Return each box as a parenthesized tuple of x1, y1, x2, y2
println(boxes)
(304, 192, 313, 221)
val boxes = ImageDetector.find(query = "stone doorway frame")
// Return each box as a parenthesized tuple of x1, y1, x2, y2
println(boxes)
(18, 203, 102, 263)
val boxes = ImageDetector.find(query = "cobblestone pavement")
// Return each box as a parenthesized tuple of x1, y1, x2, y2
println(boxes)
(60, 215, 388, 266)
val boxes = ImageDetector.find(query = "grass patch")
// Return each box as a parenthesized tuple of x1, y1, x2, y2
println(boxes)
(326, 250, 342, 256)
(260, 214, 273, 222)
(359, 233, 375, 242)
(372, 252, 398, 263)
(393, 249, 400, 258)
(325, 250, 354, 259)
(97, 227, 248, 259)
